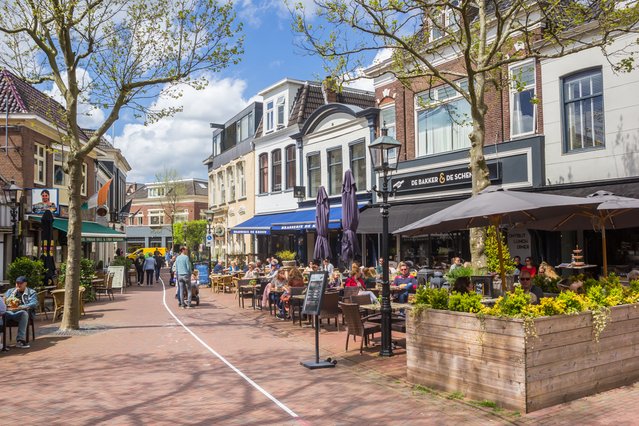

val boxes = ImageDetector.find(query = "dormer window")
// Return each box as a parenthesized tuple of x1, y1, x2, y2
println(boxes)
(277, 96, 286, 129)
(266, 100, 274, 132)
(148, 187, 166, 198)
(428, 4, 459, 41)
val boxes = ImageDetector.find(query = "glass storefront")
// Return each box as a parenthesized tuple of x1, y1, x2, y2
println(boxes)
(400, 231, 469, 268)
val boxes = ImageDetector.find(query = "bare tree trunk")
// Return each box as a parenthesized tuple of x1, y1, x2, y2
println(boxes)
(60, 156, 84, 330)
(468, 77, 491, 269)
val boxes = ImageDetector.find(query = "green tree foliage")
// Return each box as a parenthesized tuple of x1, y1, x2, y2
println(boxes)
(484, 226, 515, 274)
(0, 0, 243, 329)
(292, 0, 639, 268)
(174, 220, 207, 253)
(7, 257, 45, 289)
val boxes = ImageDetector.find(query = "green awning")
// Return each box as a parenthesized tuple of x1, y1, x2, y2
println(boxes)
(30, 215, 125, 242)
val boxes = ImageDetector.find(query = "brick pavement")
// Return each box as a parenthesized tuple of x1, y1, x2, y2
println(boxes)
(2, 269, 638, 425)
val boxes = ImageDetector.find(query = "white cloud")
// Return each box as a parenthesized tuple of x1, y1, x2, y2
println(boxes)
(116, 76, 250, 183)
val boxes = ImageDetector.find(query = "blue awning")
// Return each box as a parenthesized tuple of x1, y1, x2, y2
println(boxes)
(231, 204, 366, 235)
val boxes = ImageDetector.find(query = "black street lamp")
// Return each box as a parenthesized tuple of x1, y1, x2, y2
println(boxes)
(369, 127, 401, 357)
(2, 180, 22, 261)
(205, 210, 215, 275)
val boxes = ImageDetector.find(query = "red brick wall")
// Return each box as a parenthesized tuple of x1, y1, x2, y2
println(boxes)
(374, 57, 543, 161)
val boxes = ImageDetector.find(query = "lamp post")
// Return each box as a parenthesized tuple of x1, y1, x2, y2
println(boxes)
(369, 127, 401, 357)
(2, 180, 22, 262)
(205, 210, 215, 276)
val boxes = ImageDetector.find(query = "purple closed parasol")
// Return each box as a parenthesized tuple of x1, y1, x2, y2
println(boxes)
(314, 186, 332, 261)
(341, 170, 360, 264)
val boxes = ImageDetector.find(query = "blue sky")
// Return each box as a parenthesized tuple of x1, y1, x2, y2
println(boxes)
(109, 1, 378, 183)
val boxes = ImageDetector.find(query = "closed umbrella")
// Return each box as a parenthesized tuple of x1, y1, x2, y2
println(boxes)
(313, 186, 332, 261)
(341, 169, 360, 265)
(395, 186, 600, 283)
(41, 210, 57, 285)
(530, 191, 639, 275)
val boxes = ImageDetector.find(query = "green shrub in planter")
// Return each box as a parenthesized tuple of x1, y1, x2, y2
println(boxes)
(7, 257, 45, 289)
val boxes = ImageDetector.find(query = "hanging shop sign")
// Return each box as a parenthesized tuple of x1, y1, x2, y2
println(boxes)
(390, 162, 500, 194)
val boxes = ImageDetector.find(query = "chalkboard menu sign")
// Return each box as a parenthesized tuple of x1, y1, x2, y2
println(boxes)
(302, 271, 328, 315)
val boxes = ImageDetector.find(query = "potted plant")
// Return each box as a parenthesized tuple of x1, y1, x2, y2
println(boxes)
(275, 250, 297, 267)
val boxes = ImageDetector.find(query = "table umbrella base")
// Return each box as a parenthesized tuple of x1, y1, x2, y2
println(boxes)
(301, 358, 337, 369)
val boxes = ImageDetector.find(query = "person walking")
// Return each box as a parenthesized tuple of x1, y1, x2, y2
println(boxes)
(143, 253, 156, 286)
(175, 247, 193, 308)
(135, 253, 145, 285)
(153, 251, 165, 284)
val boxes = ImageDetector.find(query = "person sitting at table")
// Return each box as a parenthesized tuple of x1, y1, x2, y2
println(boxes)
(375, 257, 385, 276)
(363, 267, 377, 289)
(244, 262, 259, 279)
(327, 271, 342, 289)
(449, 257, 462, 273)
(263, 268, 288, 313)
(521, 257, 537, 277)
(452, 276, 473, 294)
(226, 260, 240, 273)
(4, 276, 38, 349)
(320, 258, 334, 275)
(213, 260, 225, 274)
(344, 268, 364, 288)
(395, 262, 418, 303)
(513, 256, 524, 274)
(266, 263, 279, 278)
(538, 262, 559, 280)
(255, 259, 263, 273)
(287, 267, 305, 288)
(519, 271, 543, 305)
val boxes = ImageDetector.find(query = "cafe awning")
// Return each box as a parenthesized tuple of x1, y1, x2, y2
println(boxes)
(358, 198, 461, 234)
(30, 215, 125, 242)
(231, 204, 366, 235)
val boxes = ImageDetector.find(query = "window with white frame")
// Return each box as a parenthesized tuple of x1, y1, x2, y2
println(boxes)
(237, 162, 246, 198)
(510, 61, 536, 137)
(53, 152, 67, 186)
(563, 69, 605, 152)
(148, 209, 164, 225)
(271, 149, 282, 192)
(213, 132, 222, 156)
(276, 96, 286, 129)
(285, 145, 296, 189)
(350, 141, 366, 191)
(307, 153, 321, 198)
(266, 100, 274, 133)
(174, 209, 189, 223)
(218, 172, 225, 203)
(380, 105, 397, 138)
(227, 167, 235, 201)
(428, 4, 459, 41)
(210, 178, 216, 205)
(148, 187, 166, 198)
(416, 80, 471, 157)
(259, 153, 268, 194)
(129, 215, 143, 225)
(34, 143, 46, 185)
(327, 148, 343, 196)
(81, 163, 87, 196)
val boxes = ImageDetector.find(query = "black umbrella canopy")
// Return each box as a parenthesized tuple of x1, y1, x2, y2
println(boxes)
(313, 186, 331, 261)
(395, 187, 602, 237)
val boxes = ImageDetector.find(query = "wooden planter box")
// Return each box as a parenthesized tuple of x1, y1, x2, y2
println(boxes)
(407, 303, 639, 413)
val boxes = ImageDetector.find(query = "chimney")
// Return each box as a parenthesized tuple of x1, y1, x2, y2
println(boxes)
(321, 76, 339, 104)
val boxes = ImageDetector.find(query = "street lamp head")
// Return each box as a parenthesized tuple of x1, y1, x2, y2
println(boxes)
(204, 209, 215, 223)
(369, 127, 401, 173)
(2, 180, 22, 207)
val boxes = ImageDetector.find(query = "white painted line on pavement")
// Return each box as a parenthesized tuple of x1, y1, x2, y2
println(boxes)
(160, 278, 299, 419)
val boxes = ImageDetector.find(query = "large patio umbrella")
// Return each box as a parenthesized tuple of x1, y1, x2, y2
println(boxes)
(394, 186, 601, 283)
(313, 186, 332, 261)
(341, 169, 360, 265)
(529, 191, 639, 275)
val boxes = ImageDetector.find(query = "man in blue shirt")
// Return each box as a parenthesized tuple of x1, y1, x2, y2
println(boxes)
(213, 260, 225, 274)
(174, 247, 193, 308)
(4, 276, 38, 348)
(394, 262, 417, 303)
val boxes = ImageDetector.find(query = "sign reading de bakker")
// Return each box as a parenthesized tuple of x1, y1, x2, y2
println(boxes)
(391, 162, 500, 194)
